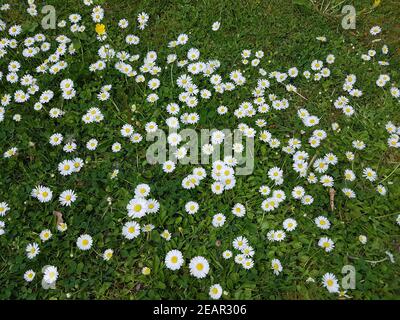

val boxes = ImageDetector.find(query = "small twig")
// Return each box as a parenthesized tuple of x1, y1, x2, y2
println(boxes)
(280, 82, 308, 100)
(292, 89, 308, 101)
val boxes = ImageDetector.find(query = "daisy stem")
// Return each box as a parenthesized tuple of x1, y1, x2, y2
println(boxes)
(347, 255, 388, 265)
(378, 162, 400, 184)
(307, 152, 318, 174)
(111, 99, 120, 113)
(374, 212, 400, 219)
(170, 64, 174, 88)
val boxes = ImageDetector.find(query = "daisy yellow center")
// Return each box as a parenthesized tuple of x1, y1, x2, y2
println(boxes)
(171, 256, 178, 263)
(327, 279, 334, 287)
(196, 263, 204, 271)
(134, 204, 142, 212)
(128, 226, 135, 233)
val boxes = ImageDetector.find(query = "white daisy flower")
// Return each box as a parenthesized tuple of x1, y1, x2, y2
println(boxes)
(122, 221, 141, 240)
(165, 249, 184, 271)
(76, 234, 93, 251)
(189, 256, 209, 279)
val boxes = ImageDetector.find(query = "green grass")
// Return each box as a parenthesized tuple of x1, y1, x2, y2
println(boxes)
(0, 0, 399, 299)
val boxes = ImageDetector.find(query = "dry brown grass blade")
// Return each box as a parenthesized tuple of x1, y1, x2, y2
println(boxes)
(53, 211, 64, 225)
(329, 188, 336, 211)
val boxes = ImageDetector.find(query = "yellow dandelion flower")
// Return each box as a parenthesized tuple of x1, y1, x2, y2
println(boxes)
(95, 23, 106, 35)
